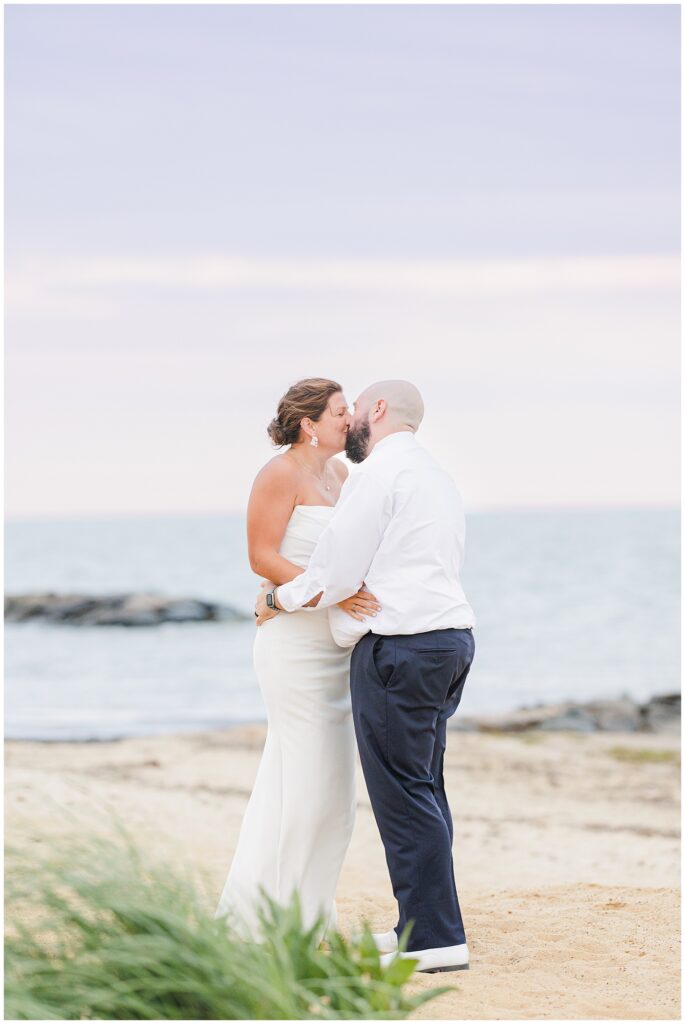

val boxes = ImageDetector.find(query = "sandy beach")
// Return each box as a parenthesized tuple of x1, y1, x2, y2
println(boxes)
(5, 724, 680, 1020)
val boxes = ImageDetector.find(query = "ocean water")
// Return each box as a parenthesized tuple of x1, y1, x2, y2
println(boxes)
(4, 509, 680, 741)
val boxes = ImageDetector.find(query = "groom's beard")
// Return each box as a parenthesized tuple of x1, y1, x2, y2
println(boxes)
(345, 420, 371, 463)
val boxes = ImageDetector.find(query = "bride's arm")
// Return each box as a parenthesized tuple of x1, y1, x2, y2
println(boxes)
(247, 458, 306, 585)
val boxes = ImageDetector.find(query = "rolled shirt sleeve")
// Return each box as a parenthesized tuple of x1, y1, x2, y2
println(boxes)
(277, 472, 391, 612)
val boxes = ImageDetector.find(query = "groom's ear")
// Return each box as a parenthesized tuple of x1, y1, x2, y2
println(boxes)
(371, 399, 387, 422)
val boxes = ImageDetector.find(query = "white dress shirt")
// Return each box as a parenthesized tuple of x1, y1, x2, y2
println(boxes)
(277, 431, 475, 648)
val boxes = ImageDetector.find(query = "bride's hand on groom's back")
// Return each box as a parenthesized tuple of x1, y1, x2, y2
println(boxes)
(338, 588, 382, 622)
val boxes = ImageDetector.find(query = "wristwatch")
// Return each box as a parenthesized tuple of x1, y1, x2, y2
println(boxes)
(265, 586, 279, 611)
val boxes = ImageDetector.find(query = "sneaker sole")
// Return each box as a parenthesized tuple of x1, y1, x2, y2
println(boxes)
(420, 963, 470, 973)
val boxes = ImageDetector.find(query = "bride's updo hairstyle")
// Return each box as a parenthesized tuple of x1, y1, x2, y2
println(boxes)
(268, 377, 343, 447)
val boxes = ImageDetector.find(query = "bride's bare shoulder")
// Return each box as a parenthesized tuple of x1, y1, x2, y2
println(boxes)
(251, 453, 298, 493)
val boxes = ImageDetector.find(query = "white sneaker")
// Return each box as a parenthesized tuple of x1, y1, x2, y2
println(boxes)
(380, 943, 469, 973)
(371, 928, 398, 954)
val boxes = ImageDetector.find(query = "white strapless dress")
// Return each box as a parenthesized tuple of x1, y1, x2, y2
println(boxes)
(215, 505, 356, 935)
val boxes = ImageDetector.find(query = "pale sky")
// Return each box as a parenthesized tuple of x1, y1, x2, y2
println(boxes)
(5, 4, 680, 519)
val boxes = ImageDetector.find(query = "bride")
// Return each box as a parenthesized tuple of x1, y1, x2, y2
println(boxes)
(214, 377, 380, 936)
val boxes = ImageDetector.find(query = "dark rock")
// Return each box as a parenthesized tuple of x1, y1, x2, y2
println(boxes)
(449, 717, 480, 732)
(640, 693, 681, 732)
(538, 706, 599, 732)
(5, 592, 63, 622)
(45, 598, 101, 620)
(214, 604, 250, 622)
(455, 703, 588, 733)
(90, 609, 163, 627)
(4, 592, 250, 626)
(163, 600, 213, 623)
(449, 694, 680, 734)
(572, 698, 642, 732)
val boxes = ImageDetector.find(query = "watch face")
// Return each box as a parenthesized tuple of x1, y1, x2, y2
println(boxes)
(266, 592, 274, 608)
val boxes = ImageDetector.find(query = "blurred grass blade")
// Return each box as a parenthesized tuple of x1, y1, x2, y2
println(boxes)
(5, 831, 456, 1019)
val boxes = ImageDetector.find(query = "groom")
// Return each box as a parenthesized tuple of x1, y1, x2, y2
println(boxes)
(255, 380, 475, 973)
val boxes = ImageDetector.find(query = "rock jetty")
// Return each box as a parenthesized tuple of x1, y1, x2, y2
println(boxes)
(4, 592, 250, 627)
(451, 693, 680, 734)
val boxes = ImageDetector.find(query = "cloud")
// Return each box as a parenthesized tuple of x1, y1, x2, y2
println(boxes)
(6, 252, 679, 318)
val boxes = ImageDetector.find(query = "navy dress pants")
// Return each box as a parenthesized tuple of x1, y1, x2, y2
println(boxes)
(350, 627, 475, 952)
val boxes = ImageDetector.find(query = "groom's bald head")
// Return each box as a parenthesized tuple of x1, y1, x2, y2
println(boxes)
(358, 380, 424, 431)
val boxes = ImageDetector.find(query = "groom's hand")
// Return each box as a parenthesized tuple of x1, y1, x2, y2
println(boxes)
(255, 580, 279, 626)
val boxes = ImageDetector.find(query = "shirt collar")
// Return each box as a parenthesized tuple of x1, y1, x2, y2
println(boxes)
(368, 431, 418, 458)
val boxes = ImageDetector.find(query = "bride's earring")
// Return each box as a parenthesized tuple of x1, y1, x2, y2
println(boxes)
(310, 434, 319, 448)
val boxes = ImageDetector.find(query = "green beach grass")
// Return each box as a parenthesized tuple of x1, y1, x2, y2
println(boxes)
(5, 828, 451, 1020)
(608, 746, 680, 765)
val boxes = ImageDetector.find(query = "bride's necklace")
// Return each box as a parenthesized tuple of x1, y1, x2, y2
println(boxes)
(289, 450, 331, 491)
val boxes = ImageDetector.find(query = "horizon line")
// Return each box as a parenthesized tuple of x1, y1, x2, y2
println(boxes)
(5, 502, 681, 525)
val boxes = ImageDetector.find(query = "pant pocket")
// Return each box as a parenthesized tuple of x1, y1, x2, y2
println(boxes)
(370, 636, 396, 688)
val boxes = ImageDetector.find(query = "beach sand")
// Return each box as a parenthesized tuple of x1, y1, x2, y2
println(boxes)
(5, 725, 680, 1019)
